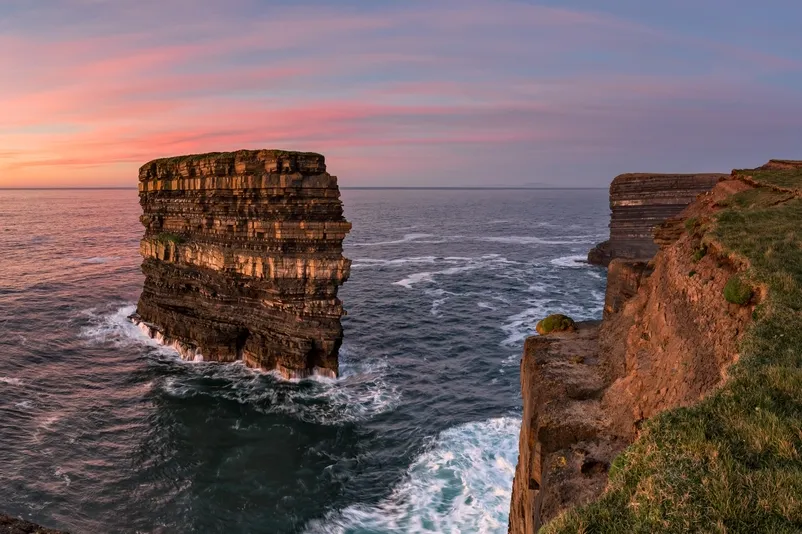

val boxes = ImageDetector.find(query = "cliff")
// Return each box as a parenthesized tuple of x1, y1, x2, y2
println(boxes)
(510, 160, 802, 533)
(588, 173, 725, 266)
(131, 150, 351, 378)
(0, 514, 65, 533)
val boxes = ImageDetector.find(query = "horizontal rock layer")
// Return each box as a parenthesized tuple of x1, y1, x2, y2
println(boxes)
(588, 173, 725, 266)
(133, 150, 351, 378)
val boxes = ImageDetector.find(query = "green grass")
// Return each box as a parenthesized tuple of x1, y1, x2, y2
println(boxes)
(536, 314, 576, 335)
(155, 232, 185, 245)
(544, 166, 802, 534)
(692, 245, 707, 263)
(684, 216, 699, 234)
(724, 276, 753, 305)
(734, 162, 802, 194)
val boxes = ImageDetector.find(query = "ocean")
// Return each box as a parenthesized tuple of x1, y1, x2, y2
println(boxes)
(0, 188, 607, 533)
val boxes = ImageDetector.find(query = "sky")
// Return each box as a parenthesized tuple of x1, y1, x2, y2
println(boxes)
(1, 0, 801, 188)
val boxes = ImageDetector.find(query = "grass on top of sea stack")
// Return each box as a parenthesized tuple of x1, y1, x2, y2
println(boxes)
(545, 165, 802, 534)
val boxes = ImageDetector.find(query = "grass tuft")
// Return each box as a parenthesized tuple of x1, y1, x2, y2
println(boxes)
(692, 245, 708, 263)
(724, 276, 753, 305)
(536, 314, 576, 335)
(155, 232, 185, 245)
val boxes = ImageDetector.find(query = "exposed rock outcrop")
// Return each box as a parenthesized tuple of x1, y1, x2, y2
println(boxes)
(131, 150, 351, 378)
(510, 169, 763, 533)
(587, 173, 725, 266)
(0, 514, 66, 534)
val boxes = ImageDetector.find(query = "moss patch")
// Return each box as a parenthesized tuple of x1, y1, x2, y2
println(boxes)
(724, 275, 753, 305)
(544, 164, 802, 534)
(691, 245, 707, 263)
(155, 232, 185, 245)
(536, 314, 576, 335)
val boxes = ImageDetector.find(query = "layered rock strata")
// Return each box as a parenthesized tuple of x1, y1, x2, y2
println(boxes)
(510, 172, 759, 533)
(131, 150, 351, 378)
(588, 173, 725, 266)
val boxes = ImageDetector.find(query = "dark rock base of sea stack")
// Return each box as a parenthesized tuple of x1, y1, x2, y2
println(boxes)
(0, 514, 66, 534)
(132, 150, 351, 379)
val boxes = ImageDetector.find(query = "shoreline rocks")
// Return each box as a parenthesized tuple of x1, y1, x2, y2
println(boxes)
(0, 514, 66, 534)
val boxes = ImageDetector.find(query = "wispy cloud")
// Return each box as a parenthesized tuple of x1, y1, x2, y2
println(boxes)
(0, 0, 800, 186)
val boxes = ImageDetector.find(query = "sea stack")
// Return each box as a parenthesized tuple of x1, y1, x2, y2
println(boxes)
(131, 150, 351, 379)
(587, 173, 725, 266)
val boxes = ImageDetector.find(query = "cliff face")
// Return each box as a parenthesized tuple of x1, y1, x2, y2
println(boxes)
(588, 173, 725, 266)
(510, 172, 763, 533)
(132, 150, 351, 378)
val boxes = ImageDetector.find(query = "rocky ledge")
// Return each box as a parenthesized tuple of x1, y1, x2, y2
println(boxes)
(132, 149, 351, 378)
(0, 514, 65, 534)
(588, 172, 725, 266)
(510, 161, 802, 532)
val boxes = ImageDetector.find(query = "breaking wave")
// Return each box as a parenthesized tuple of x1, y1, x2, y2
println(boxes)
(80, 305, 401, 425)
(305, 417, 521, 534)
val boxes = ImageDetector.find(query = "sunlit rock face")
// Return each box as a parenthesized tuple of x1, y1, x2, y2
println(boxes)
(131, 150, 351, 379)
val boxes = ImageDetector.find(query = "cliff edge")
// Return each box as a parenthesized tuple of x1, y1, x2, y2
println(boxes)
(132, 149, 351, 378)
(510, 160, 802, 533)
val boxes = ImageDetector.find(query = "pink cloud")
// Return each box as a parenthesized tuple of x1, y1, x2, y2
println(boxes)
(1, 0, 800, 187)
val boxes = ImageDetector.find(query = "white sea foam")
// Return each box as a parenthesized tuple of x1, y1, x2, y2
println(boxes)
(350, 233, 598, 249)
(158, 351, 401, 425)
(351, 256, 439, 269)
(477, 236, 594, 245)
(349, 234, 446, 247)
(305, 417, 521, 534)
(550, 254, 591, 268)
(83, 256, 121, 264)
(0, 376, 23, 386)
(79, 304, 172, 354)
(394, 255, 516, 289)
(80, 305, 400, 425)
(425, 288, 453, 317)
(33, 413, 64, 443)
(477, 301, 497, 311)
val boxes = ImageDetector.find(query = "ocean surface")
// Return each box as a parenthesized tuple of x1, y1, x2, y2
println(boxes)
(0, 188, 608, 534)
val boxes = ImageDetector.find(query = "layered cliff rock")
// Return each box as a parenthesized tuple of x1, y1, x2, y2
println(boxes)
(588, 173, 725, 266)
(131, 150, 351, 378)
(511, 161, 802, 533)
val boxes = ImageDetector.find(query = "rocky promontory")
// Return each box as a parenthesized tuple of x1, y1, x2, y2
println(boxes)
(510, 160, 802, 532)
(588, 172, 725, 266)
(132, 150, 351, 378)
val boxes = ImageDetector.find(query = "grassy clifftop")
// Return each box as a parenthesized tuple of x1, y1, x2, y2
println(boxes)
(545, 164, 802, 533)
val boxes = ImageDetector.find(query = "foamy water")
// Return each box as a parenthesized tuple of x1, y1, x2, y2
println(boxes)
(0, 188, 607, 533)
